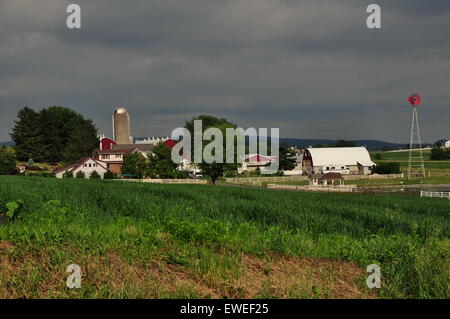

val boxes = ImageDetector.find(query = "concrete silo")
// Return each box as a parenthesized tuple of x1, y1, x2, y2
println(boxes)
(112, 107, 131, 144)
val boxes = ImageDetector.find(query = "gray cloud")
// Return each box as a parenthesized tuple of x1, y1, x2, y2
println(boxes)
(1, 0, 449, 143)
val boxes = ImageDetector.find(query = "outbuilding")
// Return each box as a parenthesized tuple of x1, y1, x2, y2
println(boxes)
(302, 147, 375, 175)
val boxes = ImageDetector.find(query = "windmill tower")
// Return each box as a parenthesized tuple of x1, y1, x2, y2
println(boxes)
(407, 94, 425, 179)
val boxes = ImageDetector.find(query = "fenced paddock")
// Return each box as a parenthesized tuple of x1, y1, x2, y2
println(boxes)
(420, 191, 450, 199)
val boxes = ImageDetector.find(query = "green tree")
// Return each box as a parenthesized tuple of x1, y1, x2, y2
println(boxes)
(121, 152, 148, 179)
(0, 147, 17, 175)
(184, 115, 238, 184)
(375, 153, 382, 160)
(279, 144, 296, 171)
(430, 146, 450, 160)
(11, 106, 98, 163)
(103, 171, 117, 179)
(148, 142, 179, 178)
(10, 107, 44, 161)
(372, 162, 400, 174)
(63, 120, 99, 162)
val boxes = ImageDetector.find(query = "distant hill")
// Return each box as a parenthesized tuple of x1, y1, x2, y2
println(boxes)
(0, 141, 14, 147)
(279, 139, 406, 151)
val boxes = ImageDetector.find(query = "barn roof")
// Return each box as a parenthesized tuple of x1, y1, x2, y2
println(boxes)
(306, 147, 375, 167)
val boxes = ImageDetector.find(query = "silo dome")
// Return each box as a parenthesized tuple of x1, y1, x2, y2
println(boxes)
(114, 107, 128, 114)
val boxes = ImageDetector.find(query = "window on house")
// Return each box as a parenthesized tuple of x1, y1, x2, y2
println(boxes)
(89, 163, 91, 167)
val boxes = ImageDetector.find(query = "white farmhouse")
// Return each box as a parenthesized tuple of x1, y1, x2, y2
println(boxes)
(55, 158, 108, 179)
(302, 147, 375, 175)
(445, 140, 450, 148)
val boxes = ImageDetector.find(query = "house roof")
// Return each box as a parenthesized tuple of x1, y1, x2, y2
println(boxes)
(94, 149, 125, 155)
(245, 154, 276, 163)
(54, 157, 107, 174)
(310, 172, 344, 180)
(321, 172, 344, 180)
(111, 144, 155, 153)
(306, 147, 375, 167)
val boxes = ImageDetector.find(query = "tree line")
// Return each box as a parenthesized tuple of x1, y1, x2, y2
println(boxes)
(11, 106, 99, 163)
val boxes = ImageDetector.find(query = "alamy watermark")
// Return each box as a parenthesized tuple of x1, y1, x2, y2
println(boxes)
(66, 264, 82, 289)
(366, 264, 381, 289)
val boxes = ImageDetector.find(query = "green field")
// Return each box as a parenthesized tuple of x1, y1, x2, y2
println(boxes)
(370, 150, 450, 172)
(0, 176, 449, 299)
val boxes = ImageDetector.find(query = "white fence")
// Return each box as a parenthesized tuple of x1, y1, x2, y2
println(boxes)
(117, 179, 209, 184)
(420, 191, 450, 198)
(267, 184, 357, 193)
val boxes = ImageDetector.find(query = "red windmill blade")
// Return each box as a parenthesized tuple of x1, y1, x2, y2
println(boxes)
(408, 94, 421, 106)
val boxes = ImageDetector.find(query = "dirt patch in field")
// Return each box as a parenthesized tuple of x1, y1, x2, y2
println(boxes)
(237, 255, 375, 298)
(0, 241, 14, 252)
(0, 246, 376, 299)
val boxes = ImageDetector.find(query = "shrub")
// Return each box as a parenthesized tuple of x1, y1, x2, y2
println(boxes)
(103, 171, 117, 179)
(430, 146, 450, 160)
(63, 170, 74, 178)
(90, 171, 101, 179)
(372, 162, 400, 174)
(0, 147, 17, 175)
(76, 171, 85, 179)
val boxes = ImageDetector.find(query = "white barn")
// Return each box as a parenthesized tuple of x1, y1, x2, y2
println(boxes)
(55, 158, 108, 179)
(302, 147, 375, 175)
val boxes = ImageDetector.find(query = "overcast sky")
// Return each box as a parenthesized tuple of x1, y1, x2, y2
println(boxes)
(0, 0, 449, 143)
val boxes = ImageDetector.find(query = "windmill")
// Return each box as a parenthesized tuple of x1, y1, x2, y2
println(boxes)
(407, 93, 426, 179)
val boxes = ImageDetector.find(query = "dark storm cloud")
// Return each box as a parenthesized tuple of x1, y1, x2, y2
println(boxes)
(0, 0, 449, 142)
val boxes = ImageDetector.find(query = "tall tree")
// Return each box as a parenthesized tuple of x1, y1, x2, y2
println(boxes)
(11, 106, 98, 163)
(184, 115, 238, 184)
(63, 119, 99, 162)
(10, 107, 44, 161)
(121, 152, 148, 179)
(279, 144, 296, 171)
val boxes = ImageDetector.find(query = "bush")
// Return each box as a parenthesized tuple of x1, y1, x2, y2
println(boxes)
(63, 170, 74, 178)
(0, 148, 17, 175)
(372, 162, 400, 174)
(90, 171, 101, 179)
(76, 171, 85, 179)
(103, 171, 117, 179)
(429, 146, 450, 160)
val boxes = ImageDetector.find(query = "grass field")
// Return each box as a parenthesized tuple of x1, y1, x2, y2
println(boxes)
(370, 150, 450, 172)
(0, 176, 449, 299)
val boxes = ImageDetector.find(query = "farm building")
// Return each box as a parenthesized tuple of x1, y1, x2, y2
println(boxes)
(302, 147, 375, 175)
(445, 140, 450, 148)
(54, 158, 108, 179)
(92, 148, 144, 174)
(309, 172, 345, 186)
(238, 154, 277, 174)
